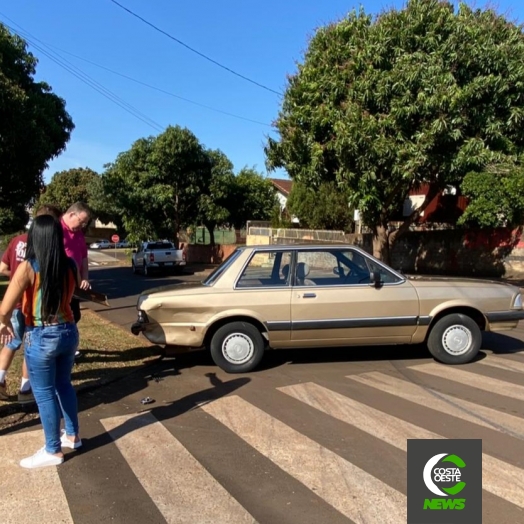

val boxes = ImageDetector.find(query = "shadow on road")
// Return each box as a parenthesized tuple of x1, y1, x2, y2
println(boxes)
(1, 330, 521, 438)
(88, 266, 205, 301)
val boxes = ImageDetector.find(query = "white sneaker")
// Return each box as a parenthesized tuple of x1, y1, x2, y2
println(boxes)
(61, 429, 82, 449)
(20, 447, 64, 469)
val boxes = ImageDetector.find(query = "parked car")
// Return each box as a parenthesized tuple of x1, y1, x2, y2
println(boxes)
(131, 240, 186, 276)
(90, 239, 112, 249)
(115, 239, 130, 248)
(131, 244, 524, 373)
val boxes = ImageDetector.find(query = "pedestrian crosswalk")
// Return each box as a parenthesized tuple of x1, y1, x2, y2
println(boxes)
(2, 353, 524, 523)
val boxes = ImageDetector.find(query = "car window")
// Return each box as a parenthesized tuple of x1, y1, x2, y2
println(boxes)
(203, 249, 243, 286)
(236, 251, 292, 288)
(295, 249, 401, 286)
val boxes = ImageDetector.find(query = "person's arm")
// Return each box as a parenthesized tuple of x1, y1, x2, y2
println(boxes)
(0, 262, 31, 342)
(80, 257, 90, 290)
(0, 261, 10, 278)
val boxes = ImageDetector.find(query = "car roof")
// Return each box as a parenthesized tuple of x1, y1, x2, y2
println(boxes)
(239, 243, 365, 251)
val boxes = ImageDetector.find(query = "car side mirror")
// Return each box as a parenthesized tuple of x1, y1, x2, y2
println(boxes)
(333, 267, 342, 277)
(132, 249, 137, 254)
(370, 271, 383, 288)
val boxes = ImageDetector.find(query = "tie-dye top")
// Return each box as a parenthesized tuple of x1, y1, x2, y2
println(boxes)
(22, 258, 77, 327)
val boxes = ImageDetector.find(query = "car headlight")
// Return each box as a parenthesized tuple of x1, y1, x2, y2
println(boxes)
(513, 293, 522, 309)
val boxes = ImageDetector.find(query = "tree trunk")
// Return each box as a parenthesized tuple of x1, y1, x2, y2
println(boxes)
(372, 224, 391, 264)
(174, 193, 180, 249)
(204, 222, 216, 246)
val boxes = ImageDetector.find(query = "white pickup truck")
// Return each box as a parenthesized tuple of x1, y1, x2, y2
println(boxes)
(131, 241, 186, 276)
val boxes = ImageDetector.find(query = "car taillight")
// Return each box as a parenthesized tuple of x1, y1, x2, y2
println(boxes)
(149, 253, 154, 262)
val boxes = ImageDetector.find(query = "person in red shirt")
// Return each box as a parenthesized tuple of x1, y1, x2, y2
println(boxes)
(0, 205, 62, 402)
(60, 202, 92, 357)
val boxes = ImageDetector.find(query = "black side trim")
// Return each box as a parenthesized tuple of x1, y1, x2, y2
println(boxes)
(292, 316, 418, 331)
(486, 310, 524, 323)
(266, 321, 292, 332)
(418, 316, 432, 326)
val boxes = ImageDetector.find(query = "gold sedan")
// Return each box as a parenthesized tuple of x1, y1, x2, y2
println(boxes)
(131, 244, 524, 373)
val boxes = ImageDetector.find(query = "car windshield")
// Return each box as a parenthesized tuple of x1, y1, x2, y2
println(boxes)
(202, 249, 242, 286)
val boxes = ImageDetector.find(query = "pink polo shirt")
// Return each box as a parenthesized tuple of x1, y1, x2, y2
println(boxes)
(61, 218, 88, 272)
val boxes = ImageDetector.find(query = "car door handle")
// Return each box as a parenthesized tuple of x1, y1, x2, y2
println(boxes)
(302, 293, 316, 298)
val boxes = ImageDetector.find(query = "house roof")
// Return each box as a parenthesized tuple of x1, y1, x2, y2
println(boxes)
(270, 178, 293, 196)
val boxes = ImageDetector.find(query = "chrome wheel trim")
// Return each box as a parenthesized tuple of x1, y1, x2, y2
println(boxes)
(222, 333, 254, 364)
(442, 325, 472, 356)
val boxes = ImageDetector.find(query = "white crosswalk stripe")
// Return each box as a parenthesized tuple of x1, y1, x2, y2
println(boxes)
(0, 429, 74, 524)
(5, 353, 524, 522)
(476, 354, 524, 374)
(100, 412, 257, 524)
(278, 381, 524, 509)
(409, 362, 524, 400)
(347, 371, 524, 439)
(200, 395, 407, 524)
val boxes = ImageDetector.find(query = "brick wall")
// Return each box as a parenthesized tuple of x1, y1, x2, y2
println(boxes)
(185, 244, 237, 264)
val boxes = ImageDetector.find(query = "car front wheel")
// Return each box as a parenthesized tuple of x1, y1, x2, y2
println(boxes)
(210, 321, 266, 373)
(427, 313, 481, 364)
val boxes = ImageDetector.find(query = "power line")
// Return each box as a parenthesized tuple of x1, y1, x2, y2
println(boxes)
(39, 44, 271, 127)
(108, 0, 283, 97)
(1, 17, 164, 132)
(1, 14, 272, 127)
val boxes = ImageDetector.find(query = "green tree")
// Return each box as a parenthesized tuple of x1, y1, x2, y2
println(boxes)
(197, 149, 235, 246)
(102, 126, 210, 245)
(38, 167, 99, 214)
(287, 181, 354, 231)
(86, 175, 124, 232)
(265, 0, 524, 262)
(458, 166, 524, 228)
(0, 24, 74, 234)
(229, 168, 278, 230)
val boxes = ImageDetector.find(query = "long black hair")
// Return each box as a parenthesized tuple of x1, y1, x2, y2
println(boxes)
(25, 214, 72, 320)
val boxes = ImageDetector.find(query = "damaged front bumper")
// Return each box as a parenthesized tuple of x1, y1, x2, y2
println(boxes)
(131, 310, 149, 336)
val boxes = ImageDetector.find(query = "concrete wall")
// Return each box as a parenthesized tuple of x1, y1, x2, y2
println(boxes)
(246, 228, 524, 278)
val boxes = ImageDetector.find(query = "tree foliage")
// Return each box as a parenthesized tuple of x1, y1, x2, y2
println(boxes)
(265, 0, 524, 260)
(102, 125, 210, 244)
(459, 167, 524, 228)
(287, 181, 354, 231)
(0, 24, 74, 234)
(228, 168, 278, 230)
(197, 150, 235, 245)
(38, 167, 99, 214)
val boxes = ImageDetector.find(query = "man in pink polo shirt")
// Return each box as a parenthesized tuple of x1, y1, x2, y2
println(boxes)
(61, 202, 92, 357)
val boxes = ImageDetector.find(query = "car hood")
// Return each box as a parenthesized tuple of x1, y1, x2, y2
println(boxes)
(406, 274, 520, 290)
(141, 282, 206, 297)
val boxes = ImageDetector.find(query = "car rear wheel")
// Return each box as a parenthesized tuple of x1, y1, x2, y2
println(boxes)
(143, 262, 149, 277)
(132, 260, 137, 274)
(210, 321, 265, 373)
(427, 313, 481, 364)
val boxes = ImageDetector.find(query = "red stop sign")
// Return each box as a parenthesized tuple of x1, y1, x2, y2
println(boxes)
(111, 234, 120, 243)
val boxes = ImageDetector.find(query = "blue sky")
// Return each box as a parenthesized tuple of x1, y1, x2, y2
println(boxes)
(1, 0, 522, 183)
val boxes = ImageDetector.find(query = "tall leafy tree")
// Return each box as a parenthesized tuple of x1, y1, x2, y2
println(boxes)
(38, 167, 99, 213)
(102, 126, 210, 245)
(265, 0, 524, 261)
(0, 24, 74, 234)
(197, 149, 235, 246)
(287, 181, 354, 231)
(229, 168, 278, 230)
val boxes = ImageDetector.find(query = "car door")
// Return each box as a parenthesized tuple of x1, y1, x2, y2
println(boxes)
(233, 249, 293, 346)
(135, 243, 146, 265)
(290, 247, 419, 346)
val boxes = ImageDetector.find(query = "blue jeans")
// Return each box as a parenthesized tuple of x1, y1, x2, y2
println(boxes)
(5, 309, 25, 351)
(24, 323, 79, 453)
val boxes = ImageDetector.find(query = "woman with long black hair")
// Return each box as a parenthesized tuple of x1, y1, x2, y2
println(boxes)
(0, 214, 82, 468)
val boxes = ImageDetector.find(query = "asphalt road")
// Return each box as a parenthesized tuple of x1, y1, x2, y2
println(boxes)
(3, 264, 524, 523)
